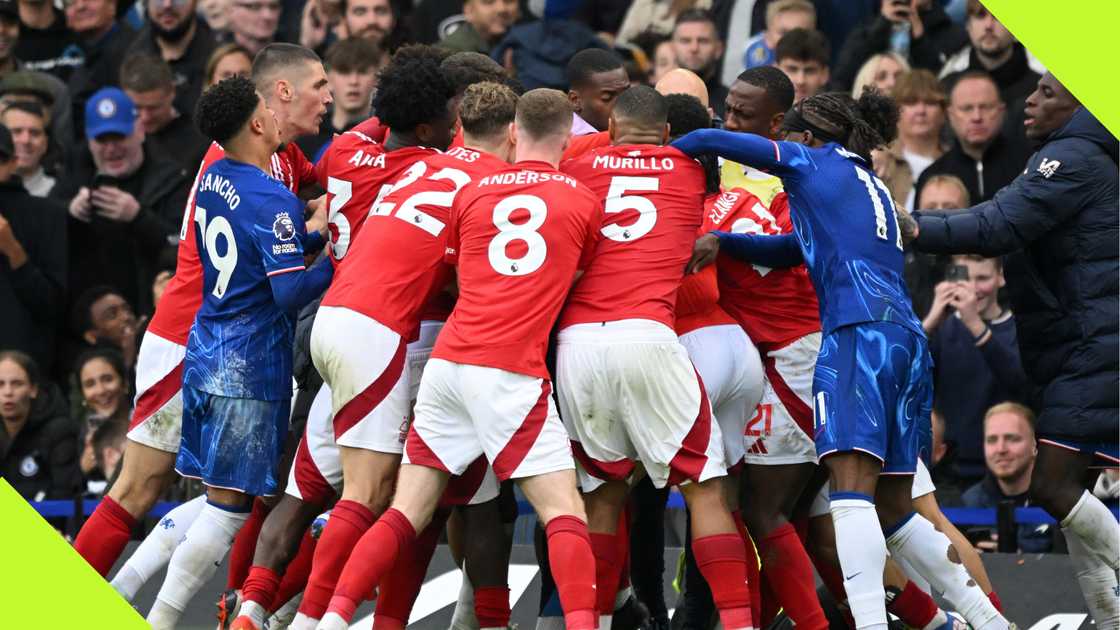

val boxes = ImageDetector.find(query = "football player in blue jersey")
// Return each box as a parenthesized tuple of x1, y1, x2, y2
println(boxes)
(146, 76, 333, 629)
(673, 90, 1010, 630)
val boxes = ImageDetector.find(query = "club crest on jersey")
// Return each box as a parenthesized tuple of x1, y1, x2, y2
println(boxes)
(273, 212, 296, 241)
(1037, 158, 1061, 178)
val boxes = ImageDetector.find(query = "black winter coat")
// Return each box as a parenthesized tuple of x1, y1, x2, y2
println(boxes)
(0, 384, 80, 501)
(0, 181, 67, 374)
(829, 4, 967, 93)
(912, 107, 1119, 443)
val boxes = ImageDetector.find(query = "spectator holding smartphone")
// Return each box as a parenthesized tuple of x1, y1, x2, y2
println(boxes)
(830, 0, 966, 93)
(924, 255, 1031, 490)
(53, 87, 189, 317)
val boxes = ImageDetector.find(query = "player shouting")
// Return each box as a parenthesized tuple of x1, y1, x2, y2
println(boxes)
(145, 76, 334, 628)
(675, 90, 1009, 630)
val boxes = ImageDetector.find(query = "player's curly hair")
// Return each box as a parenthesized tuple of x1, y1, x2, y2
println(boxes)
(459, 81, 518, 138)
(784, 87, 898, 163)
(373, 45, 456, 133)
(194, 75, 260, 145)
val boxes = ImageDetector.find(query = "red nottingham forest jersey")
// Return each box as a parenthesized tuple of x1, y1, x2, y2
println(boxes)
(316, 126, 438, 266)
(148, 141, 316, 346)
(322, 146, 507, 339)
(432, 161, 602, 379)
(710, 189, 820, 348)
(558, 144, 706, 330)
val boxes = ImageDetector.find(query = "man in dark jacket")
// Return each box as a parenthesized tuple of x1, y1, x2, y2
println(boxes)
(915, 71, 1028, 204)
(52, 87, 188, 317)
(829, 0, 967, 93)
(908, 73, 1119, 627)
(124, 0, 216, 118)
(0, 125, 66, 375)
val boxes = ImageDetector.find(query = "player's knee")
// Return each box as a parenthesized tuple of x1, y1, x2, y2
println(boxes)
(109, 468, 172, 514)
(1028, 472, 1072, 515)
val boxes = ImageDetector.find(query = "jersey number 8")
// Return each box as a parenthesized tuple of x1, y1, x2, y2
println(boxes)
(194, 205, 238, 299)
(489, 194, 547, 276)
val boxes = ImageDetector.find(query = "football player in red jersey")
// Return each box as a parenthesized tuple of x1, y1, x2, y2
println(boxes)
(556, 86, 755, 630)
(218, 46, 462, 630)
(314, 89, 601, 630)
(75, 43, 332, 580)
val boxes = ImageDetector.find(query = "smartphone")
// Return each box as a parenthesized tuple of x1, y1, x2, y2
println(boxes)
(92, 173, 121, 190)
(945, 264, 970, 282)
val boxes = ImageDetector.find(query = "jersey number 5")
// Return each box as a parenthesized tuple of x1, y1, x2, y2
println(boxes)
(194, 205, 238, 299)
(602, 176, 659, 242)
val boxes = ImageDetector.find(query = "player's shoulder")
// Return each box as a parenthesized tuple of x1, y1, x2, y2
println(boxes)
(441, 145, 507, 173)
(705, 187, 758, 227)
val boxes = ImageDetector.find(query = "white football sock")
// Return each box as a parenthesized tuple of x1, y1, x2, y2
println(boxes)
(146, 500, 250, 629)
(831, 496, 889, 630)
(1062, 490, 1120, 571)
(315, 611, 349, 630)
(1062, 491, 1120, 629)
(238, 600, 268, 628)
(886, 513, 1006, 630)
(111, 495, 206, 602)
(891, 554, 932, 595)
(451, 560, 480, 630)
(289, 612, 319, 630)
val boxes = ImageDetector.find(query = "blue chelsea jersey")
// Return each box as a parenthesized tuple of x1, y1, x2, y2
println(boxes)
(184, 158, 308, 401)
(674, 129, 924, 338)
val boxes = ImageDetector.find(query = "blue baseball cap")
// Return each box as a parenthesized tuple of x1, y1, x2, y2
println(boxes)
(85, 87, 137, 139)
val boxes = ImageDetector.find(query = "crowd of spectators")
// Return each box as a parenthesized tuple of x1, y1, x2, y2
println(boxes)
(0, 0, 1107, 555)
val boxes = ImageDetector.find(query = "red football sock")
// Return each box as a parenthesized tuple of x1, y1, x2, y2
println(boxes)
(325, 508, 416, 623)
(227, 498, 270, 590)
(374, 508, 450, 626)
(758, 523, 827, 630)
(269, 530, 317, 612)
(693, 533, 754, 630)
(74, 496, 136, 576)
(887, 580, 938, 628)
(988, 591, 1003, 613)
(241, 565, 282, 608)
(731, 511, 762, 620)
(475, 586, 512, 628)
(544, 515, 597, 630)
(590, 532, 622, 615)
(297, 500, 377, 619)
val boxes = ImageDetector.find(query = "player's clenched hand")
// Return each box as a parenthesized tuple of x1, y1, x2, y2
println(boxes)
(686, 233, 720, 274)
(896, 204, 919, 244)
(305, 194, 329, 238)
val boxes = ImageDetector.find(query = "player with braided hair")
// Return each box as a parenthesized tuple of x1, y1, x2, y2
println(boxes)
(673, 89, 1011, 630)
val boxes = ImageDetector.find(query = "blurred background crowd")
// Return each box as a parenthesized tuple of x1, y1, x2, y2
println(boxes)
(0, 0, 1113, 554)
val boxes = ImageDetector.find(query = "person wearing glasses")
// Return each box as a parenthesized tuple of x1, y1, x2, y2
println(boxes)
(914, 71, 1027, 205)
